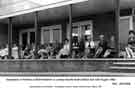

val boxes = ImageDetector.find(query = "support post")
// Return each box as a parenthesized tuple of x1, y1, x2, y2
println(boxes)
(34, 12, 40, 58)
(69, 4, 73, 57)
(132, 8, 135, 30)
(114, 0, 120, 57)
(8, 17, 13, 59)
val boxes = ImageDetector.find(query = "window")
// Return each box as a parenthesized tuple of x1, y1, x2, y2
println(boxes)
(119, 16, 133, 50)
(22, 32, 28, 49)
(41, 25, 62, 44)
(68, 21, 93, 41)
(30, 32, 35, 44)
(43, 30, 50, 43)
(19, 28, 35, 46)
(53, 29, 61, 42)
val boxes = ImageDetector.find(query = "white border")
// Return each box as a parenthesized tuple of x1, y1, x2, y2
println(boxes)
(0, 72, 135, 76)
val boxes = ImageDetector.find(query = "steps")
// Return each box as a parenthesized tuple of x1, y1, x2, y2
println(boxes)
(109, 61, 135, 73)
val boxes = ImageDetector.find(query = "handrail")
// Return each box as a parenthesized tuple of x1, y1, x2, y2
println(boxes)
(0, 58, 135, 62)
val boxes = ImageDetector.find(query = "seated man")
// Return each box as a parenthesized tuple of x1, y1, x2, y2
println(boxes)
(72, 36, 79, 58)
(78, 38, 85, 58)
(85, 35, 95, 58)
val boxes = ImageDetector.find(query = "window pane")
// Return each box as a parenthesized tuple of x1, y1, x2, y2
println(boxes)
(72, 26, 79, 36)
(53, 29, 60, 42)
(119, 18, 130, 49)
(30, 32, 35, 44)
(44, 30, 50, 43)
(22, 32, 27, 49)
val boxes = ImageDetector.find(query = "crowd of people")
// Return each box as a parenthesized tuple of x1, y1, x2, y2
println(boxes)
(0, 31, 135, 59)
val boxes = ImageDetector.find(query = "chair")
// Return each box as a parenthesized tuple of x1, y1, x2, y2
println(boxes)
(125, 47, 135, 58)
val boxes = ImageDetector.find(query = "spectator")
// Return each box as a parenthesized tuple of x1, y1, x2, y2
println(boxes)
(57, 39, 70, 58)
(23, 45, 32, 59)
(125, 31, 135, 58)
(103, 36, 116, 58)
(38, 45, 48, 59)
(85, 35, 95, 58)
(128, 30, 135, 49)
(46, 43, 54, 58)
(95, 35, 108, 58)
(12, 43, 19, 59)
(72, 36, 79, 58)
(78, 37, 85, 58)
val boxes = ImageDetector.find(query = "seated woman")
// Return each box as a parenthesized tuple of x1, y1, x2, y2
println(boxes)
(38, 45, 48, 59)
(128, 31, 135, 49)
(12, 43, 19, 59)
(46, 43, 54, 58)
(125, 31, 135, 58)
(57, 39, 70, 58)
(53, 41, 61, 57)
(94, 35, 108, 58)
(30, 43, 39, 59)
(0, 45, 6, 59)
(23, 45, 32, 59)
(78, 37, 85, 58)
(1, 44, 9, 59)
(103, 35, 116, 58)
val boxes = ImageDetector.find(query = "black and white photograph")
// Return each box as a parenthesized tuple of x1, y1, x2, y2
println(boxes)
(0, 0, 135, 88)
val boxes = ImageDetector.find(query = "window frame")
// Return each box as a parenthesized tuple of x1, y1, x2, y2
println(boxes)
(67, 20, 93, 39)
(41, 25, 62, 44)
(19, 28, 35, 45)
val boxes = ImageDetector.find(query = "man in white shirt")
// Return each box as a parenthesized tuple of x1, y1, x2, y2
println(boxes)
(85, 35, 95, 58)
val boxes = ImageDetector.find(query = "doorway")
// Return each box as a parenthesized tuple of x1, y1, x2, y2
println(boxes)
(19, 29, 36, 49)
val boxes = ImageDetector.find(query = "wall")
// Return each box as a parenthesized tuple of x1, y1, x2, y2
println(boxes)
(61, 22, 67, 42)
(0, 60, 111, 72)
(93, 13, 115, 41)
(0, 23, 20, 47)
(65, 13, 115, 42)
(15, 10, 130, 45)
(0, 59, 134, 73)
(0, 23, 8, 46)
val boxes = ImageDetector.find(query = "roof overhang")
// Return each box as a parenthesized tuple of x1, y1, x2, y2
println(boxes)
(0, 0, 88, 19)
(0, 0, 135, 26)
